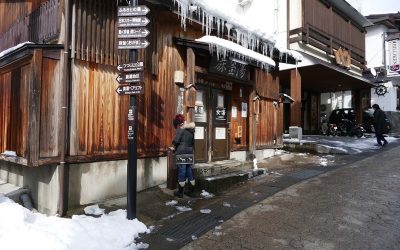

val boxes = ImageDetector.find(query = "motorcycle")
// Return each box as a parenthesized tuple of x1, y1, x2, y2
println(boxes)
(337, 118, 365, 138)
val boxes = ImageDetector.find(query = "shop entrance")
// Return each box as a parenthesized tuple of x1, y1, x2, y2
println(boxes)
(194, 81, 230, 162)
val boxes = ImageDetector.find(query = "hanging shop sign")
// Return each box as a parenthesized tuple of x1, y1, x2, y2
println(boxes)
(209, 56, 249, 81)
(334, 48, 351, 69)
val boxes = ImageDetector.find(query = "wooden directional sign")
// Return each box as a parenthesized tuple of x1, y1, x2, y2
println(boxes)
(118, 39, 149, 49)
(118, 17, 150, 27)
(116, 72, 144, 84)
(118, 27, 150, 39)
(116, 85, 144, 95)
(118, 5, 150, 16)
(117, 61, 144, 73)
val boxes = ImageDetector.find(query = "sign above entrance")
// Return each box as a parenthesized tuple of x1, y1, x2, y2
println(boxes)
(209, 57, 249, 81)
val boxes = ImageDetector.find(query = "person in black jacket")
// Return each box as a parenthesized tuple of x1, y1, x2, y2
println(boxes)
(372, 104, 388, 146)
(172, 115, 195, 198)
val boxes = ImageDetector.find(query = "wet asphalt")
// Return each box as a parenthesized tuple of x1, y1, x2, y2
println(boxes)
(140, 137, 400, 250)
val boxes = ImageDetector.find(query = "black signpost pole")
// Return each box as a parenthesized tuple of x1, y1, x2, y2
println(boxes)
(127, 0, 138, 220)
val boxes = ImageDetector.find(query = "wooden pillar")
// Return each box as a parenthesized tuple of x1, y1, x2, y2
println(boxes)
(27, 49, 43, 167)
(185, 47, 196, 122)
(249, 89, 258, 159)
(290, 69, 301, 127)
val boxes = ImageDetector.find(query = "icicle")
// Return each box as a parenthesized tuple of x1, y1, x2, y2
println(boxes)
(225, 23, 233, 39)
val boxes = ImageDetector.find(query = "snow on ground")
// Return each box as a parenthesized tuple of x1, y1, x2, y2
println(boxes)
(200, 190, 215, 198)
(0, 195, 148, 250)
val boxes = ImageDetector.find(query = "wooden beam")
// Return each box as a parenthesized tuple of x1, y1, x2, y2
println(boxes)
(27, 49, 42, 167)
(290, 69, 301, 127)
(185, 47, 196, 122)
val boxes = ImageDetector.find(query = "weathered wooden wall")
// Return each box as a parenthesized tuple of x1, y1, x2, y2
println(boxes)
(39, 57, 61, 158)
(69, 9, 202, 161)
(0, 0, 49, 34)
(254, 68, 283, 147)
(0, 0, 60, 51)
(303, 0, 365, 58)
(0, 64, 30, 157)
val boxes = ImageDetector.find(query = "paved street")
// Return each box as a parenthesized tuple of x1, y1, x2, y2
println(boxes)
(183, 145, 400, 250)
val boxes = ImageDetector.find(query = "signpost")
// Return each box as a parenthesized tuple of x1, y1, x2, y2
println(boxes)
(115, 85, 144, 95)
(118, 39, 150, 49)
(118, 28, 150, 39)
(117, 0, 149, 220)
(116, 72, 144, 84)
(118, 16, 150, 27)
(117, 61, 144, 72)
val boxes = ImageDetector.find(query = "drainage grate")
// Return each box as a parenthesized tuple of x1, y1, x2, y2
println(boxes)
(289, 169, 323, 180)
(159, 212, 218, 241)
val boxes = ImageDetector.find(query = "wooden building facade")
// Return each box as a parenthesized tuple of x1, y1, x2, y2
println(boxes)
(0, 0, 291, 214)
(283, 0, 373, 134)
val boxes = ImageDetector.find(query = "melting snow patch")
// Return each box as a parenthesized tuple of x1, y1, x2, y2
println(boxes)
(83, 204, 105, 216)
(166, 238, 175, 242)
(218, 219, 224, 223)
(215, 225, 222, 230)
(319, 158, 328, 167)
(222, 201, 231, 207)
(175, 206, 192, 212)
(200, 209, 211, 214)
(137, 242, 149, 249)
(191, 235, 198, 240)
(165, 200, 178, 206)
(200, 190, 215, 198)
(213, 231, 223, 236)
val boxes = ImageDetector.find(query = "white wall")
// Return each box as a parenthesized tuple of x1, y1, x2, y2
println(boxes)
(371, 82, 398, 111)
(365, 25, 387, 68)
(366, 24, 398, 111)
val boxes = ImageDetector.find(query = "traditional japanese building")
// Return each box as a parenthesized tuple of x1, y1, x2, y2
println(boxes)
(0, 0, 300, 214)
(282, 0, 375, 134)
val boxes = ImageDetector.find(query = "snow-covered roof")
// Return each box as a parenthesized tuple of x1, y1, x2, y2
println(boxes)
(173, 0, 302, 64)
(196, 35, 275, 69)
(174, 0, 276, 48)
(0, 42, 33, 59)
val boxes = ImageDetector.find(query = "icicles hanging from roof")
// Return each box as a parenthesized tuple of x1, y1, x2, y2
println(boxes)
(174, 0, 275, 53)
(196, 36, 275, 70)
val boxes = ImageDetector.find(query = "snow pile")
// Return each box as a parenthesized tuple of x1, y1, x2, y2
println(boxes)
(83, 204, 105, 216)
(0, 196, 148, 250)
(175, 206, 192, 212)
(200, 208, 212, 214)
(196, 36, 274, 69)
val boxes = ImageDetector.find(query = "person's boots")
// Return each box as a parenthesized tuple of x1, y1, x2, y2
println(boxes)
(174, 182, 185, 198)
(184, 180, 196, 197)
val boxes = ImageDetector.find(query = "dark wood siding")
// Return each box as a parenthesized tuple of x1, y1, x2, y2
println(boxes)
(0, 0, 60, 51)
(254, 69, 283, 147)
(0, 64, 30, 157)
(39, 57, 61, 158)
(300, 0, 365, 66)
(230, 85, 249, 151)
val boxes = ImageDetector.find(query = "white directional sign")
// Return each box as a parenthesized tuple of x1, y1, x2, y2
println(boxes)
(118, 39, 150, 49)
(118, 17, 150, 27)
(118, 28, 150, 39)
(117, 61, 144, 72)
(118, 5, 150, 16)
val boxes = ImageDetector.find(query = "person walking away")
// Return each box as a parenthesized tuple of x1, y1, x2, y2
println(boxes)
(372, 104, 388, 146)
(172, 115, 196, 198)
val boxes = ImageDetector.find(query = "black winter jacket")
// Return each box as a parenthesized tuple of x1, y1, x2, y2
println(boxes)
(172, 123, 195, 156)
(373, 108, 387, 134)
